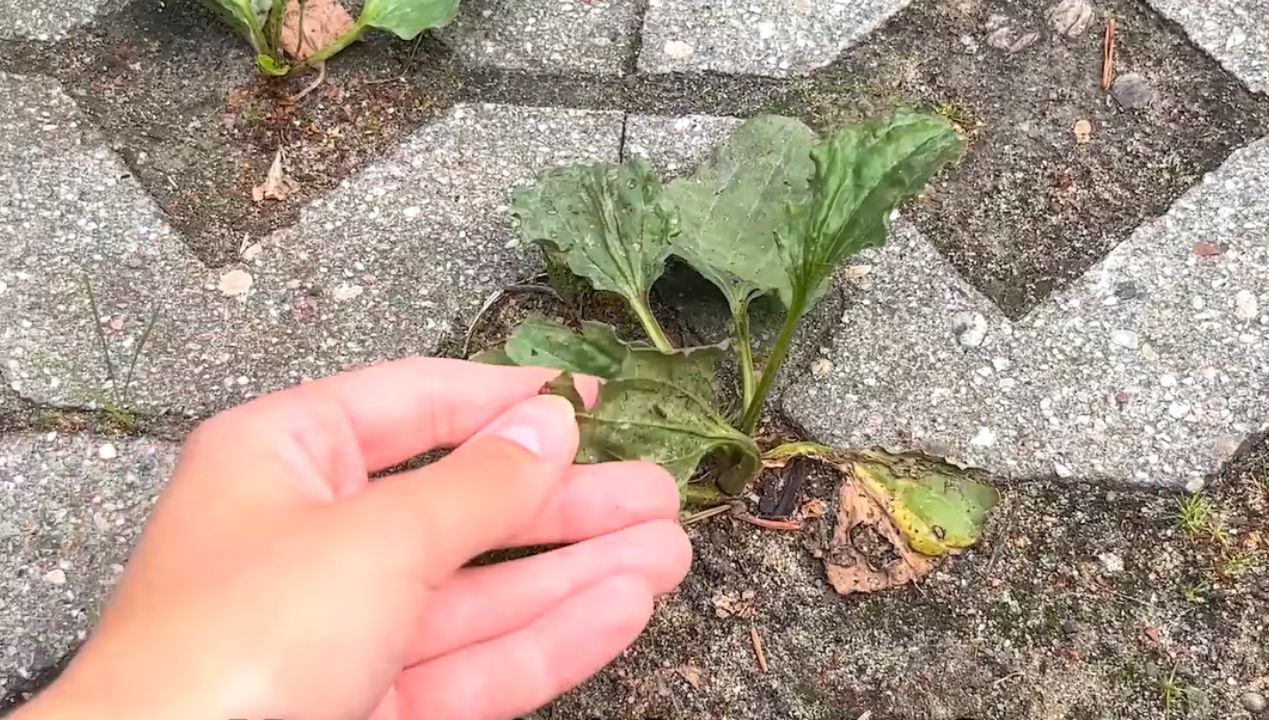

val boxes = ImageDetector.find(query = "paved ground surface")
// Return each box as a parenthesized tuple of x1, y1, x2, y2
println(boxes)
(1, 0, 1267, 716)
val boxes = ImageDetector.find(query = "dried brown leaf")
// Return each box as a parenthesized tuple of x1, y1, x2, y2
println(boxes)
(281, 0, 355, 61)
(253, 149, 297, 203)
(823, 466, 934, 596)
(675, 665, 704, 691)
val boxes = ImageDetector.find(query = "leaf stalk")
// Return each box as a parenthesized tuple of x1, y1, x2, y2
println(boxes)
(740, 296, 803, 434)
(732, 302, 756, 410)
(630, 297, 674, 353)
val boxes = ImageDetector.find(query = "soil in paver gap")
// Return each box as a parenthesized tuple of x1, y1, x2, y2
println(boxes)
(3, 0, 1264, 315)
(0, 0, 466, 267)
(798, 0, 1269, 318)
(544, 436, 1269, 720)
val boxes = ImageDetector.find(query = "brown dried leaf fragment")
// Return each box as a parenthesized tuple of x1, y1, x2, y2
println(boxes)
(823, 467, 934, 596)
(252, 149, 298, 203)
(280, 0, 355, 61)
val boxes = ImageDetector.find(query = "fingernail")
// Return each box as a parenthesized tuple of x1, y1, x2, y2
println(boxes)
(476, 395, 575, 458)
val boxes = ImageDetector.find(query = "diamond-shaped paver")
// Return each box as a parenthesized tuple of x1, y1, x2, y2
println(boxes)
(0, 72, 623, 416)
(628, 113, 1267, 488)
(440, 0, 640, 75)
(0, 0, 123, 41)
(1148, 0, 1269, 94)
(638, 0, 911, 77)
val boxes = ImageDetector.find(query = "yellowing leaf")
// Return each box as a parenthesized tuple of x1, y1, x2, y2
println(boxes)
(851, 452, 998, 556)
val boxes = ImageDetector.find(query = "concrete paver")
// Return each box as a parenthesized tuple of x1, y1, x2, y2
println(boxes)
(0, 433, 177, 697)
(639, 0, 911, 76)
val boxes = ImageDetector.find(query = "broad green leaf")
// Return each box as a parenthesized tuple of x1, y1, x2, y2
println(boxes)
(358, 0, 461, 40)
(504, 317, 628, 379)
(780, 110, 963, 313)
(512, 159, 676, 321)
(468, 347, 515, 365)
(542, 372, 585, 411)
(576, 377, 760, 489)
(499, 316, 724, 403)
(492, 318, 752, 493)
(621, 345, 724, 406)
(852, 453, 998, 556)
(665, 116, 816, 311)
(200, 0, 271, 53)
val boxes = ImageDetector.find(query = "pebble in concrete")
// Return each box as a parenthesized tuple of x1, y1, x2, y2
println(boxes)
(0, 0, 122, 41)
(0, 433, 177, 698)
(0, 72, 623, 416)
(439, 0, 640, 75)
(638, 0, 911, 77)
(1147, 0, 1269, 94)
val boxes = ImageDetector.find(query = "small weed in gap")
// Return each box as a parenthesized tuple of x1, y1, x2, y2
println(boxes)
(1158, 665, 1190, 717)
(1182, 579, 1211, 605)
(933, 101, 975, 130)
(1174, 493, 1213, 538)
(84, 278, 160, 433)
(1220, 551, 1262, 579)
(241, 103, 267, 125)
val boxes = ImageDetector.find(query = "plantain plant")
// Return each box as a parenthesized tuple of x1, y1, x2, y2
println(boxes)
(482, 111, 964, 501)
(200, 0, 460, 76)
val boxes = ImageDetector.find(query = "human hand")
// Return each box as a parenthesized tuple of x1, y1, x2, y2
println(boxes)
(16, 359, 691, 720)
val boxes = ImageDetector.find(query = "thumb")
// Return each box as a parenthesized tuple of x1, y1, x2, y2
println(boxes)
(347, 394, 580, 582)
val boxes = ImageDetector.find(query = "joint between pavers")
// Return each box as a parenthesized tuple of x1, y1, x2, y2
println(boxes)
(622, 0, 652, 78)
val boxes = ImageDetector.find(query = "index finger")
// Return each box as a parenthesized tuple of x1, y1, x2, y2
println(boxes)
(218, 357, 598, 474)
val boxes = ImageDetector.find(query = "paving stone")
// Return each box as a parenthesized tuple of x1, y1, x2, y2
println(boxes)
(624, 114, 743, 177)
(439, 0, 640, 75)
(0, 0, 123, 41)
(0, 72, 623, 415)
(638, 0, 911, 77)
(787, 137, 1269, 488)
(1148, 0, 1269, 94)
(0, 432, 178, 698)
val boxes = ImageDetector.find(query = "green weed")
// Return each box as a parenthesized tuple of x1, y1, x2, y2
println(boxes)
(1174, 493, 1213, 538)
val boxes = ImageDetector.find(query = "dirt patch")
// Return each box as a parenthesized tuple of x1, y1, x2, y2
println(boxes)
(1, 0, 464, 266)
(544, 437, 1269, 719)
(789, 0, 1269, 319)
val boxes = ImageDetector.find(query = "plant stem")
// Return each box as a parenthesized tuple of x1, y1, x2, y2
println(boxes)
(732, 302, 756, 410)
(291, 21, 367, 72)
(267, 0, 285, 58)
(631, 297, 674, 353)
(681, 482, 727, 508)
(740, 299, 804, 434)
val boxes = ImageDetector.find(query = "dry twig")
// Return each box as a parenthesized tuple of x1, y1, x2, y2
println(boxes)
(289, 61, 327, 103)
(682, 504, 733, 526)
(1101, 19, 1117, 90)
(749, 626, 768, 672)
